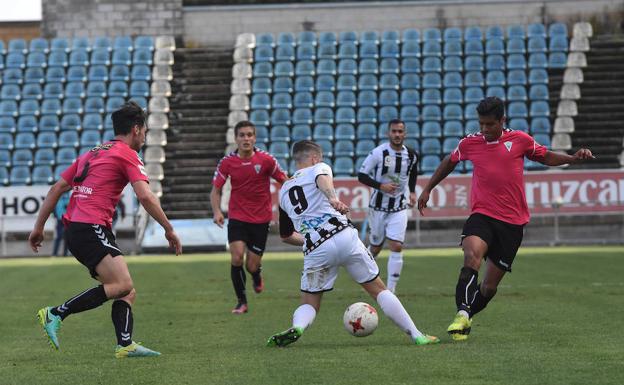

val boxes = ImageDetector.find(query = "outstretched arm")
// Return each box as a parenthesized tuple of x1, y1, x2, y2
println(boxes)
(541, 148, 594, 166)
(417, 155, 458, 216)
(316, 174, 349, 214)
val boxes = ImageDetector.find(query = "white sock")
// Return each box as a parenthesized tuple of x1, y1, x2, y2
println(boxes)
(292, 304, 316, 330)
(458, 310, 470, 319)
(387, 251, 403, 293)
(376, 289, 423, 340)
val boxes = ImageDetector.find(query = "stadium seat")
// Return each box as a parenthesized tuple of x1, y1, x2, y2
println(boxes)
(294, 92, 314, 108)
(378, 106, 398, 124)
(32, 165, 54, 185)
(400, 89, 420, 106)
(507, 38, 526, 54)
(422, 41, 441, 57)
(400, 106, 420, 122)
(276, 32, 294, 47)
(507, 70, 527, 86)
(336, 91, 356, 108)
(88, 65, 109, 82)
(421, 138, 441, 154)
(357, 107, 377, 124)
(51, 37, 70, 53)
(94, 36, 112, 52)
(66, 66, 86, 83)
(336, 59, 356, 76)
(358, 91, 377, 108)
(114, 36, 133, 52)
(530, 101, 550, 117)
(485, 39, 505, 55)
(111, 65, 131, 82)
(272, 93, 292, 109)
(291, 125, 312, 141)
(508, 102, 529, 119)
(509, 118, 529, 132)
(316, 75, 335, 92)
(12, 148, 34, 166)
(269, 142, 290, 160)
(129, 81, 150, 98)
(421, 121, 442, 138)
(70, 49, 90, 67)
(337, 42, 358, 60)
(15, 132, 36, 149)
(62, 98, 83, 115)
(358, 74, 378, 91)
(529, 53, 548, 69)
(81, 130, 102, 147)
(91, 49, 111, 66)
(422, 73, 442, 89)
(113, 50, 132, 66)
(60, 114, 82, 131)
(465, 119, 480, 135)
(255, 126, 269, 144)
(422, 57, 442, 73)
(443, 121, 464, 137)
(357, 42, 378, 60)
(84, 97, 105, 114)
(529, 69, 548, 84)
(422, 89, 441, 105)
(20, 100, 40, 116)
(251, 94, 271, 111)
(42, 83, 63, 101)
(313, 124, 334, 141)
(507, 25, 526, 40)
(8, 39, 27, 55)
(249, 110, 270, 127)
(549, 22, 568, 37)
(292, 108, 314, 126)
(82, 114, 103, 131)
(6, 53, 25, 69)
(313, 107, 334, 125)
(444, 56, 463, 72)
(548, 52, 567, 68)
(271, 109, 292, 126)
(0, 117, 16, 134)
(1, 84, 21, 100)
(400, 74, 420, 90)
(401, 58, 420, 74)
(274, 77, 294, 93)
(0, 133, 13, 150)
(527, 23, 546, 38)
(270, 125, 290, 142)
(0, 101, 18, 117)
(317, 59, 337, 76)
(464, 103, 479, 120)
(334, 140, 355, 157)
(0, 166, 7, 185)
(422, 105, 441, 121)
(356, 123, 376, 140)
(443, 40, 462, 57)
(253, 62, 273, 78)
(356, 140, 376, 157)
(298, 31, 317, 46)
(465, 71, 485, 87)
(334, 157, 354, 176)
(464, 87, 484, 103)
(465, 40, 484, 56)
(135, 36, 155, 52)
(528, 37, 547, 53)
(531, 117, 552, 134)
(529, 84, 549, 101)
(380, 58, 400, 75)
(444, 27, 462, 42)
(465, 26, 483, 41)
(65, 82, 86, 99)
(35, 147, 56, 165)
(443, 137, 461, 154)
(252, 78, 272, 94)
(379, 90, 399, 107)
(27, 52, 47, 68)
(10, 166, 31, 185)
(378, 74, 398, 91)
(256, 33, 275, 47)
(24, 68, 45, 84)
(443, 72, 462, 88)
(17, 116, 38, 133)
(22, 84, 43, 100)
(443, 104, 463, 121)
(359, 58, 378, 75)
(507, 54, 527, 70)
(486, 86, 506, 100)
(507, 85, 528, 101)
(41, 98, 62, 116)
(296, 43, 316, 61)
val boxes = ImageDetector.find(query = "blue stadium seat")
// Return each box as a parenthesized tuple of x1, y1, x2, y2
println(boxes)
(270, 125, 290, 142)
(486, 25, 505, 39)
(130, 97, 146, 110)
(44, 52, 67, 69)
(69, 49, 90, 67)
(83, 114, 103, 131)
(507, 38, 526, 54)
(19, 100, 40, 116)
(316, 140, 333, 159)
(421, 89, 441, 105)
(509, 118, 529, 132)
(43, 83, 63, 100)
(313, 107, 334, 124)
(507, 70, 527, 86)
(337, 59, 357, 76)
(359, 42, 379, 59)
(32, 165, 54, 185)
(13, 148, 34, 166)
(381, 41, 400, 60)
(400, 106, 420, 122)
(91, 49, 111, 66)
(292, 125, 312, 141)
(269, 142, 290, 160)
(465, 26, 483, 41)
(113, 50, 132, 66)
(334, 157, 354, 176)
(422, 73, 441, 89)
(443, 56, 463, 72)
(377, 74, 397, 91)
(274, 77, 294, 93)
(528, 23, 546, 38)
(359, 31, 379, 44)
(529, 84, 549, 101)
(313, 124, 334, 141)
(272, 93, 293, 109)
(6, 53, 25, 69)
(464, 87, 484, 103)
(93, 37, 112, 52)
(485, 39, 505, 55)
(382, 30, 400, 44)
(465, 119, 480, 135)
(293, 76, 314, 93)
(0, 133, 13, 150)
(319, 31, 337, 46)
(34, 147, 56, 165)
(507, 54, 527, 70)
(530, 101, 550, 117)
(249, 110, 270, 127)
(8, 39, 27, 54)
(529, 53, 548, 69)
(252, 78, 272, 94)
(58, 132, 79, 150)
(24, 68, 44, 84)
(17, 116, 37, 133)
(254, 45, 274, 62)
(27, 52, 47, 68)
(298, 31, 317, 46)
(256, 33, 275, 47)
(41, 98, 62, 116)
(274, 61, 294, 77)
(294, 92, 314, 108)
(338, 42, 358, 60)
(51, 37, 70, 53)
(112, 65, 132, 81)
(62, 98, 83, 115)
(422, 57, 441, 73)
(84, 97, 105, 114)
(443, 104, 463, 121)
(464, 103, 479, 120)
(0, 166, 8, 185)
(10, 165, 31, 185)
(444, 27, 462, 42)
(1, 84, 21, 100)
(400, 58, 421, 75)
(421, 121, 442, 138)
(443, 121, 464, 137)
(443, 40, 462, 57)
(548, 52, 567, 68)
(60, 114, 82, 131)
(81, 130, 102, 147)
(0, 117, 16, 134)
(528, 37, 547, 53)
(317, 43, 336, 60)
(531, 117, 551, 134)
(334, 140, 355, 157)
(65, 66, 86, 83)
(254, 62, 273, 78)
(400, 40, 423, 60)
(0, 100, 18, 117)
(548, 23, 568, 37)
(129, 81, 150, 98)
(400, 74, 420, 90)
(277, 32, 294, 47)
(378, 106, 398, 124)
(22, 84, 43, 100)
(465, 71, 485, 87)
(443, 137, 461, 154)
(0, 41, 5, 56)
(359, 59, 378, 75)
(44, 67, 65, 83)
(529, 69, 548, 84)
(402, 28, 420, 42)
(465, 40, 484, 56)
(88, 65, 109, 82)
(275, 45, 295, 61)
(114, 36, 133, 52)
(356, 90, 376, 108)
(317, 59, 336, 76)
(404, 138, 419, 152)
(336, 91, 356, 108)
(357, 107, 377, 124)
(421, 138, 441, 154)
(316, 75, 335, 92)
(271, 109, 292, 126)
(507, 25, 526, 39)
(65, 82, 86, 99)
(296, 43, 316, 61)
(379, 90, 399, 107)
(15, 132, 36, 149)
(71, 38, 91, 53)
(443, 72, 463, 88)
(355, 74, 375, 91)
(356, 123, 376, 140)
(400, 89, 420, 106)
(134, 36, 155, 52)
(423, 28, 442, 42)
(355, 140, 376, 157)
(422, 41, 441, 57)
(508, 102, 528, 119)
(379, 58, 399, 75)
(443, 88, 463, 104)
(507, 85, 528, 101)
(292, 108, 314, 126)
(255, 126, 269, 144)
(486, 86, 506, 100)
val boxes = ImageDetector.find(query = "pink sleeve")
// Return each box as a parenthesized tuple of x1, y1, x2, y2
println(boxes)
(59, 161, 78, 185)
(212, 157, 229, 188)
(449, 138, 467, 162)
(121, 151, 149, 183)
(524, 133, 548, 161)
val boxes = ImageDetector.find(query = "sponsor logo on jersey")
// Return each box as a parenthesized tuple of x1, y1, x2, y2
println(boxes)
(299, 213, 332, 233)
(384, 156, 392, 167)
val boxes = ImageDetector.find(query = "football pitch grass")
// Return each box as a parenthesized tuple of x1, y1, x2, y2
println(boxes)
(1, 246, 623, 385)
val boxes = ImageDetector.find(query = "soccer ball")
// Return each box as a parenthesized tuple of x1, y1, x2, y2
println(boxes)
(343, 302, 378, 337)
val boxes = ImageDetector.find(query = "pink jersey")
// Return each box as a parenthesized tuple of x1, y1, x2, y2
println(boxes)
(450, 129, 548, 225)
(61, 140, 148, 228)
(212, 148, 287, 223)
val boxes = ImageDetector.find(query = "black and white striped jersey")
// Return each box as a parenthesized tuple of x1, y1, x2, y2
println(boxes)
(358, 142, 418, 212)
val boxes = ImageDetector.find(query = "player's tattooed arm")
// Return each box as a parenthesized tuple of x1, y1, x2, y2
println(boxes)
(317, 174, 349, 214)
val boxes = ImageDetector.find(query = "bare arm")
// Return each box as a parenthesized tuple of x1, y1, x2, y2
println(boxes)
(417, 154, 459, 216)
(278, 207, 304, 246)
(132, 180, 182, 255)
(282, 232, 305, 246)
(541, 148, 595, 166)
(316, 174, 349, 214)
(209, 185, 225, 227)
(28, 179, 72, 252)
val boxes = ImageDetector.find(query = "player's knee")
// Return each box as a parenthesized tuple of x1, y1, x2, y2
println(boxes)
(245, 260, 259, 274)
(113, 279, 134, 299)
(388, 242, 403, 253)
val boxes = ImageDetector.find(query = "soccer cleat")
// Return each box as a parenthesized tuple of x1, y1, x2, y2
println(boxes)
(414, 334, 440, 345)
(37, 306, 62, 350)
(231, 303, 248, 314)
(447, 312, 472, 341)
(253, 276, 264, 294)
(115, 342, 161, 358)
(266, 327, 304, 347)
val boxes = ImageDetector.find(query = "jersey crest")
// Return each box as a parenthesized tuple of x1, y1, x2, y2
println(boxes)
(254, 164, 262, 174)
(504, 141, 513, 152)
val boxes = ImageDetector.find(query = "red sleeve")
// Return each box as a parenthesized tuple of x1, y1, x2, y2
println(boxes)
(450, 138, 468, 162)
(212, 157, 229, 189)
(523, 133, 548, 162)
(269, 155, 288, 182)
(121, 150, 149, 183)
(59, 161, 78, 185)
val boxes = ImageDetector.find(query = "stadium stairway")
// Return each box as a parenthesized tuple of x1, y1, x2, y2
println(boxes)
(569, 35, 624, 168)
(160, 46, 232, 219)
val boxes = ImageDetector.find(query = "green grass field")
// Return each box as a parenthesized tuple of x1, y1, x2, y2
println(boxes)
(1, 246, 623, 385)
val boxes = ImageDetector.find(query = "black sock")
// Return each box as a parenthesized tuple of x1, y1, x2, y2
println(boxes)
(111, 300, 133, 347)
(455, 267, 479, 314)
(231, 265, 247, 304)
(51, 285, 108, 320)
(250, 266, 262, 286)
(470, 286, 495, 317)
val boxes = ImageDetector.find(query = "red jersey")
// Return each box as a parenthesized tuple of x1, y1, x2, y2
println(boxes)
(450, 129, 548, 225)
(61, 140, 148, 228)
(212, 148, 287, 223)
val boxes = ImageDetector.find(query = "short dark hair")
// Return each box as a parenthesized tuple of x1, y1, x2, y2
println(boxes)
(387, 119, 406, 130)
(111, 101, 147, 136)
(292, 140, 322, 163)
(476, 96, 505, 120)
(234, 120, 256, 136)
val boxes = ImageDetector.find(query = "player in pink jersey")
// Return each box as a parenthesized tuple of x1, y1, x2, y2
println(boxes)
(417, 97, 594, 341)
(29, 101, 182, 358)
(211, 120, 288, 314)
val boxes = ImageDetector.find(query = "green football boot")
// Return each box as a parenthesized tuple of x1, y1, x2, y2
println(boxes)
(414, 334, 440, 345)
(115, 342, 161, 358)
(266, 327, 304, 347)
(37, 307, 62, 350)
(447, 312, 472, 341)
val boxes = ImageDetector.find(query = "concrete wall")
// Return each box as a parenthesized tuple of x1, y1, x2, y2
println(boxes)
(41, 0, 184, 38)
(184, 0, 624, 46)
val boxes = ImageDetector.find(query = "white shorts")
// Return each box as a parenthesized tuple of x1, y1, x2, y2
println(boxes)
(367, 208, 408, 246)
(301, 227, 380, 293)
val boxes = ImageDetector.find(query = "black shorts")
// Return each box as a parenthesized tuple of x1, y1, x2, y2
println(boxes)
(461, 213, 524, 272)
(227, 219, 270, 256)
(65, 222, 123, 278)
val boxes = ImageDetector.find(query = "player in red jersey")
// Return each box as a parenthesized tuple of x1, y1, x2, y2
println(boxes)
(417, 97, 594, 340)
(29, 101, 182, 358)
(211, 121, 288, 314)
